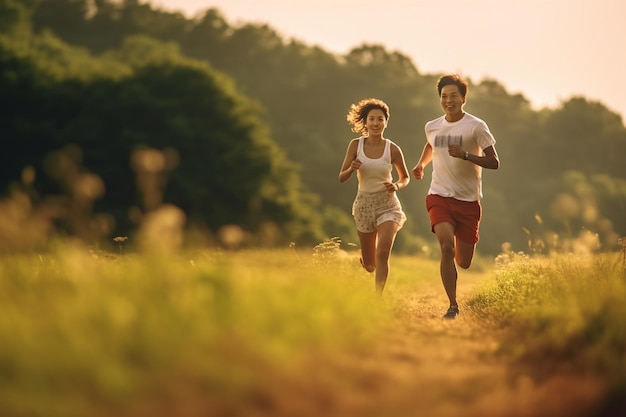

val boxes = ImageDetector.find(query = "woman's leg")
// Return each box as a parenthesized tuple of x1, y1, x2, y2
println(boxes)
(374, 221, 400, 293)
(358, 230, 377, 273)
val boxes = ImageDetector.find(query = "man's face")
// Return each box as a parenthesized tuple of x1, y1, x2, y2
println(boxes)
(440, 85, 465, 119)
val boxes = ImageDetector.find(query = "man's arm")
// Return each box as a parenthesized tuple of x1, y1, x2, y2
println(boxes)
(448, 145, 500, 170)
(412, 142, 433, 179)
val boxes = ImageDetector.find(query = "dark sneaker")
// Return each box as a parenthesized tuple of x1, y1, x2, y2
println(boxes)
(443, 306, 459, 319)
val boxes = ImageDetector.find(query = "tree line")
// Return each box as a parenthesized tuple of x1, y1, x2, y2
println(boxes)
(1, 0, 625, 255)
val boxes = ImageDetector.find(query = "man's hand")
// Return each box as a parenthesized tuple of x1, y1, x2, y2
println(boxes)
(412, 164, 424, 179)
(448, 145, 465, 159)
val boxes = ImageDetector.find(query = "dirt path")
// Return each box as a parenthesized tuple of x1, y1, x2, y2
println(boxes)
(235, 269, 607, 417)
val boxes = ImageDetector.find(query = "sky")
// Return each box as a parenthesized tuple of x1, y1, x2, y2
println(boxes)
(152, 0, 626, 121)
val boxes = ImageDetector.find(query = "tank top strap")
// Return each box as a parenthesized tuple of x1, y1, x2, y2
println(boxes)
(384, 139, 392, 163)
(356, 136, 365, 157)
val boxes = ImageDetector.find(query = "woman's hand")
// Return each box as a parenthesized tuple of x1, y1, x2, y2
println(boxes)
(384, 182, 399, 193)
(350, 158, 362, 171)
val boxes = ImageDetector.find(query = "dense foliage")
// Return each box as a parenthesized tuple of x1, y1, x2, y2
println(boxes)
(1, 0, 323, 247)
(2, 0, 625, 254)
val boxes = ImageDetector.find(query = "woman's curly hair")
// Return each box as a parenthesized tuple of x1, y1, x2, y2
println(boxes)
(346, 98, 390, 136)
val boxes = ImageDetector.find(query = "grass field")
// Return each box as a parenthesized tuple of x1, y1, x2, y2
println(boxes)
(0, 240, 625, 416)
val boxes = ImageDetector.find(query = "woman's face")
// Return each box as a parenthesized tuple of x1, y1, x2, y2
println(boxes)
(365, 109, 387, 136)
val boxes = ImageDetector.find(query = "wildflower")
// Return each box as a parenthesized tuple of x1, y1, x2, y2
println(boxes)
(113, 236, 128, 254)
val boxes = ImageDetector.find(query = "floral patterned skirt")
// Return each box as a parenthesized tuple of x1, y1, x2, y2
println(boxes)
(352, 190, 406, 233)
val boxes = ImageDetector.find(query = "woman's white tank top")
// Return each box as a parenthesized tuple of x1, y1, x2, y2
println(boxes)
(356, 137, 393, 193)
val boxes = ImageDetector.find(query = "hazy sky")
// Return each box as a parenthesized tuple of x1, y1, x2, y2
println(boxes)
(152, 0, 626, 121)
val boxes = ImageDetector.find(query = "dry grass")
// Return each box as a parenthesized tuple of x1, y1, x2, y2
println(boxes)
(0, 243, 622, 417)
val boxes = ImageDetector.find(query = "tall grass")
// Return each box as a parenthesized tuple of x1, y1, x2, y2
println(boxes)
(5, 234, 625, 416)
(0, 242, 392, 417)
(467, 252, 626, 379)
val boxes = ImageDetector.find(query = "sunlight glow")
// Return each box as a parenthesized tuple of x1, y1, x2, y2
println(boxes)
(153, 0, 626, 120)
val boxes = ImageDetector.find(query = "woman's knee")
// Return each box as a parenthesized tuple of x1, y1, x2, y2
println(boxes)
(376, 246, 391, 262)
(360, 256, 376, 272)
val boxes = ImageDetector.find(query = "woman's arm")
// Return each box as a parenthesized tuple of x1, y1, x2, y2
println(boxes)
(338, 139, 360, 182)
(389, 143, 410, 191)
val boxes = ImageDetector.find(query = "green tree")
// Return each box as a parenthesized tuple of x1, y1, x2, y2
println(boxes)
(11, 0, 626, 253)
(0, 31, 325, 245)
(539, 97, 626, 177)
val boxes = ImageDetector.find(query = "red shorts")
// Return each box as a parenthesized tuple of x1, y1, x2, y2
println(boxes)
(426, 194, 481, 244)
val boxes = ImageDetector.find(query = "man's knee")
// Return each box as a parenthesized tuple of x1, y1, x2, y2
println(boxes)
(457, 258, 472, 269)
(456, 248, 474, 269)
(440, 241, 456, 259)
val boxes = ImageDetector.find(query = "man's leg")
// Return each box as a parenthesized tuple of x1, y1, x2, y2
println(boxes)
(433, 222, 458, 308)
(455, 238, 476, 269)
(454, 198, 480, 269)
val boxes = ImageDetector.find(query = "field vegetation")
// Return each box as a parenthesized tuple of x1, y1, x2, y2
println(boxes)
(1, 3, 625, 414)
(1, 237, 625, 417)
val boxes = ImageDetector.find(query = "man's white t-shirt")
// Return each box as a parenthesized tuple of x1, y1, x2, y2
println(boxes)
(425, 112, 496, 201)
